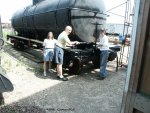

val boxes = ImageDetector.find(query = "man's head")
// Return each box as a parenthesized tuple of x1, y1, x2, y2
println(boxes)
(65, 26, 72, 35)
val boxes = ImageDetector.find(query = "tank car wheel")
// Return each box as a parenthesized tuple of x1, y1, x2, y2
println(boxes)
(92, 49, 100, 68)
(69, 58, 82, 75)
(14, 41, 24, 50)
(17, 44, 24, 50)
(92, 55, 100, 68)
(13, 40, 19, 48)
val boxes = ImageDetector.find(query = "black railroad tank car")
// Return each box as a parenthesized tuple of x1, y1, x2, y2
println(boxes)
(10, 0, 119, 74)
(33, 0, 45, 5)
(11, 0, 107, 42)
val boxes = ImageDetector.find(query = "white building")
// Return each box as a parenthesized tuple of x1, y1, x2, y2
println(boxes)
(105, 23, 132, 35)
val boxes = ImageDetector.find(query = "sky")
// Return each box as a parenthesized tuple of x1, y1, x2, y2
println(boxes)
(0, 0, 32, 22)
(0, 0, 134, 24)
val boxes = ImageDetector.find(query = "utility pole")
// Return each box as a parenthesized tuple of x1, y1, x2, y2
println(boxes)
(106, 0, 134, 67)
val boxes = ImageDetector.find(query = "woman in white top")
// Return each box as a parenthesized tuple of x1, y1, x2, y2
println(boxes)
(43, 32, 57, 76)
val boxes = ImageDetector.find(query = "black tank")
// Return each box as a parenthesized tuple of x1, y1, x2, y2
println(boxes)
(11, 0, 107, 42)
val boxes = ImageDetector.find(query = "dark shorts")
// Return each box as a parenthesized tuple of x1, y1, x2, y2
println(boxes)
(54, 46, 64, 64)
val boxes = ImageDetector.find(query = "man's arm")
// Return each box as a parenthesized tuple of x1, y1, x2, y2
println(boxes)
(65, 36, 79, 45)
(96, 37, 103, 47)
(68, 41, 79, 45)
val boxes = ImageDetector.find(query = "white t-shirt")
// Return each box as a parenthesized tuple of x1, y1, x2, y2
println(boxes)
(56, 31, 70, 48)
(97, 35, 109, 50)
(43, 39, 57, 49)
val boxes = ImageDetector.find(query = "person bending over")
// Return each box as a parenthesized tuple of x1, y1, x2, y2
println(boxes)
(54, 26, 79, 81)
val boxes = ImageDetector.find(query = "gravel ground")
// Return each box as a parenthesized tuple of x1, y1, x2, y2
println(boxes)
(0, 45, 127, 113)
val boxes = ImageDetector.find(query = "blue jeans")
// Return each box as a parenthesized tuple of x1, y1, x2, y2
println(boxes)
(54, 46, 64, 64)
(43, 49, 54, 61)
(100, 50, 109, 77)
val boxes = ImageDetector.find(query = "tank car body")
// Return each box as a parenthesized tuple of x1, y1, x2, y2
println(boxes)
(11, 0, 107, 42)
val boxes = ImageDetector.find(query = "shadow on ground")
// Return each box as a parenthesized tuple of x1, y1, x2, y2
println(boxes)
(1, 45, 127, 113)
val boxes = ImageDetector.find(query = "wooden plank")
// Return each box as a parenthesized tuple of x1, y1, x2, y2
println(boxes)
(124, 0, 148, 112)
(121, 0, 141, 112)
(129, 0, 150, 112)
(133, 3, 150, 113)
(121, 0, 150, 113)
(138, 12, 150, 95)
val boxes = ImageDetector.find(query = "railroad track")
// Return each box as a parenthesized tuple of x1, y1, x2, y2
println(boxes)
(4, 42, 43, 63)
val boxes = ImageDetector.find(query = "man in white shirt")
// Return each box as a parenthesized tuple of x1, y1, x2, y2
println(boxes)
(54, 26, 79, 81)
(96, 28, 109, 80)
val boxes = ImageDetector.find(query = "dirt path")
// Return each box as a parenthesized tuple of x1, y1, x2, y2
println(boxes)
(0, 46, 127, 113)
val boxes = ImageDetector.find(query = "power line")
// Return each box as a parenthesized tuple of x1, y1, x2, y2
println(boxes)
(107, 12, 125, 18)
(106, 2, 127, 12)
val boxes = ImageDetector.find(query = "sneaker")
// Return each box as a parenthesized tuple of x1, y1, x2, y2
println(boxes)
(57, 76, 68, 81)
(44, 72, 47, 76)
(60, 77, 68, 81)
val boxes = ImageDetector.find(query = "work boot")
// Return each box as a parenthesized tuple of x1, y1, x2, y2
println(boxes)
(96, 76, 105, 80)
